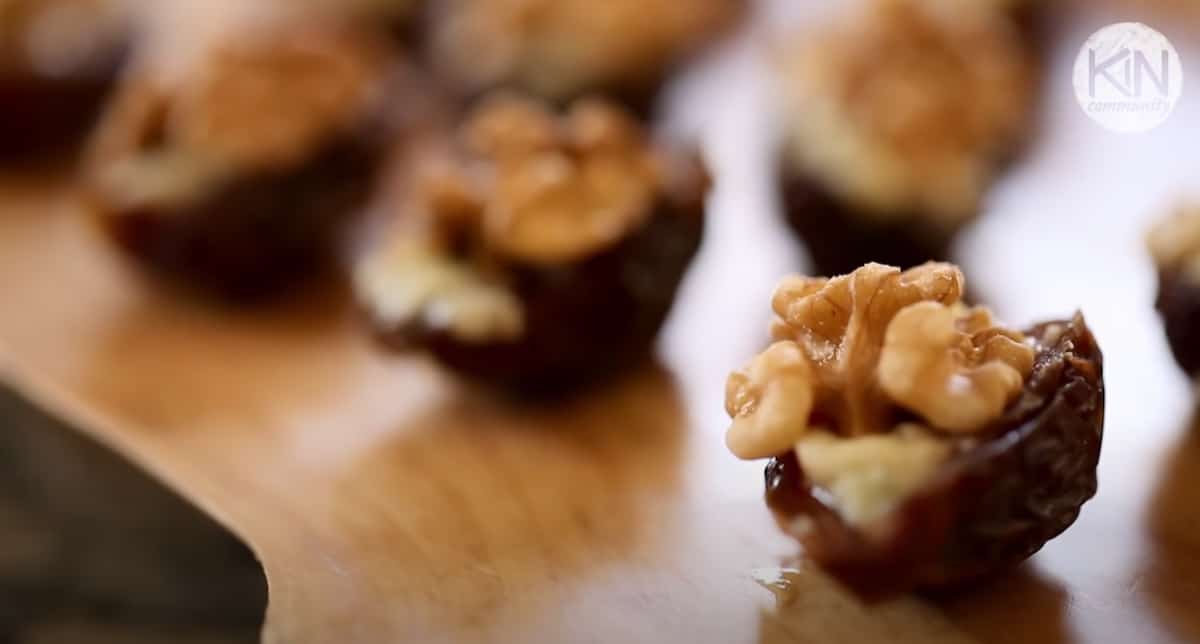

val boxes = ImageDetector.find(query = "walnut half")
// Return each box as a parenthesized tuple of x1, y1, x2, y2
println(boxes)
(419, 93, 688, 266)
(87, 21, 395, 210)
(878, 302, 1034, 432)
(726, 262, 1034, 460)
(725, 341, 814, 459)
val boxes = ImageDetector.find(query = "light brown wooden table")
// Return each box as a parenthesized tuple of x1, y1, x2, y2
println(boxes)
(3, 1, 1200, 642)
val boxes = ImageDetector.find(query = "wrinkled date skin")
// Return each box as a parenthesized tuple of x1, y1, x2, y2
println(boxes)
(92, 131, 385, 304)
(378, 203, 704, 395)
(1155, 269, 1200, 377)
(765, 315, 1104, 599)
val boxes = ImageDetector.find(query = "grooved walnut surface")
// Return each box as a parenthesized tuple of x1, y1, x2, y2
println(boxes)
(3, 1, 1200, 641)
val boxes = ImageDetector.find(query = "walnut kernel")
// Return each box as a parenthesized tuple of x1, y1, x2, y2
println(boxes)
(878, 302, 1034, 432)
(768, 263, 963, 437)
(171, 28, 388, 171)
(424, 94, 671, 265)
(726, 263, 1032, 461)
(725, 342, 815, 459)
(92, 23, 390, 184)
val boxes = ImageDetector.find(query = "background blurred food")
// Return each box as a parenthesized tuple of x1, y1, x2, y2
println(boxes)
(0, 0, 134, 159)
(424, 0, 746, 108)
(83, 13, 407, 301)
(355, 93, 708, 392)
(772, 0, 1040, 275)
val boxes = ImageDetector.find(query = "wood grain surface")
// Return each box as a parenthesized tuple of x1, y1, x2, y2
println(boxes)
(3, 1, 1200, 642)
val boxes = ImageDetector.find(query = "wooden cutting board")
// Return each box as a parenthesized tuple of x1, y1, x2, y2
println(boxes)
(2, 1, 1200, 642)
